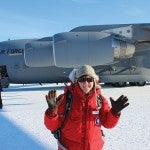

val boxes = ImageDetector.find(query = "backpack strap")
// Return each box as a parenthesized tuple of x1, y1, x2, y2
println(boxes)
(97, 94, 105, 137)
(64, 90, 73, 118)
(97, 94, 103, 110)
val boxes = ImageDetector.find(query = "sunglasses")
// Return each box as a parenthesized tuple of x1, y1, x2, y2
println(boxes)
(78, 77, 94, 83)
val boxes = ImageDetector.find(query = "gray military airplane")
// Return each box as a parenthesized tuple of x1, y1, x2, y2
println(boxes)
(0, 23, 150, 88)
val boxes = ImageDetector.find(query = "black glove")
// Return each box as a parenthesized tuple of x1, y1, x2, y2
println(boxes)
(110, 95, 129, 114)
(45, 89, 61, 113)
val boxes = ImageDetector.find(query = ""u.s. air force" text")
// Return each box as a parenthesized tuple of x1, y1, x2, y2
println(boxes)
(0, 49, 24, 56)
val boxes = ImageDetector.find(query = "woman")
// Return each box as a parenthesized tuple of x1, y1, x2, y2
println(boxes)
(44, 65, 129, 150)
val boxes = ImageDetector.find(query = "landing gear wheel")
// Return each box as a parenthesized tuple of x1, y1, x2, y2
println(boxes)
(136, 82, 146, 86)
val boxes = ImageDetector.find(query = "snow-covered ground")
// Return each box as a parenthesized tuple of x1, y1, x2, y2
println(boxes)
(0, 83, 150, 150)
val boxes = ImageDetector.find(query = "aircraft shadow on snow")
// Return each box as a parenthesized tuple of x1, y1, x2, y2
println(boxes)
(0, 113, 52, 150)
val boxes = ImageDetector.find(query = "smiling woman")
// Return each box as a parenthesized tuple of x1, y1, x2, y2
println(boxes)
(44, 65, 129, 150)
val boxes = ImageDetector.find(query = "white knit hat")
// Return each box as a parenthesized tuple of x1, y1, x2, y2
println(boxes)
(69, 65, 99, 84)
(76, 65, 99, 81)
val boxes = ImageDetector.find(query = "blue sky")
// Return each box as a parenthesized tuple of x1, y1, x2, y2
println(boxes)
(0, 0, 150, 41)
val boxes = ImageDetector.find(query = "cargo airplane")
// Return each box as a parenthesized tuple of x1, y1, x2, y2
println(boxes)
(0, 23, 150, 88)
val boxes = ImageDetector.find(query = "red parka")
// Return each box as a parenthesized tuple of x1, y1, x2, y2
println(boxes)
(44, 83, 120, 150)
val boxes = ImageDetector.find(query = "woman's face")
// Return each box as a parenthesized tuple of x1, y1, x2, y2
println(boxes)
(78, 76, 94, 94)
